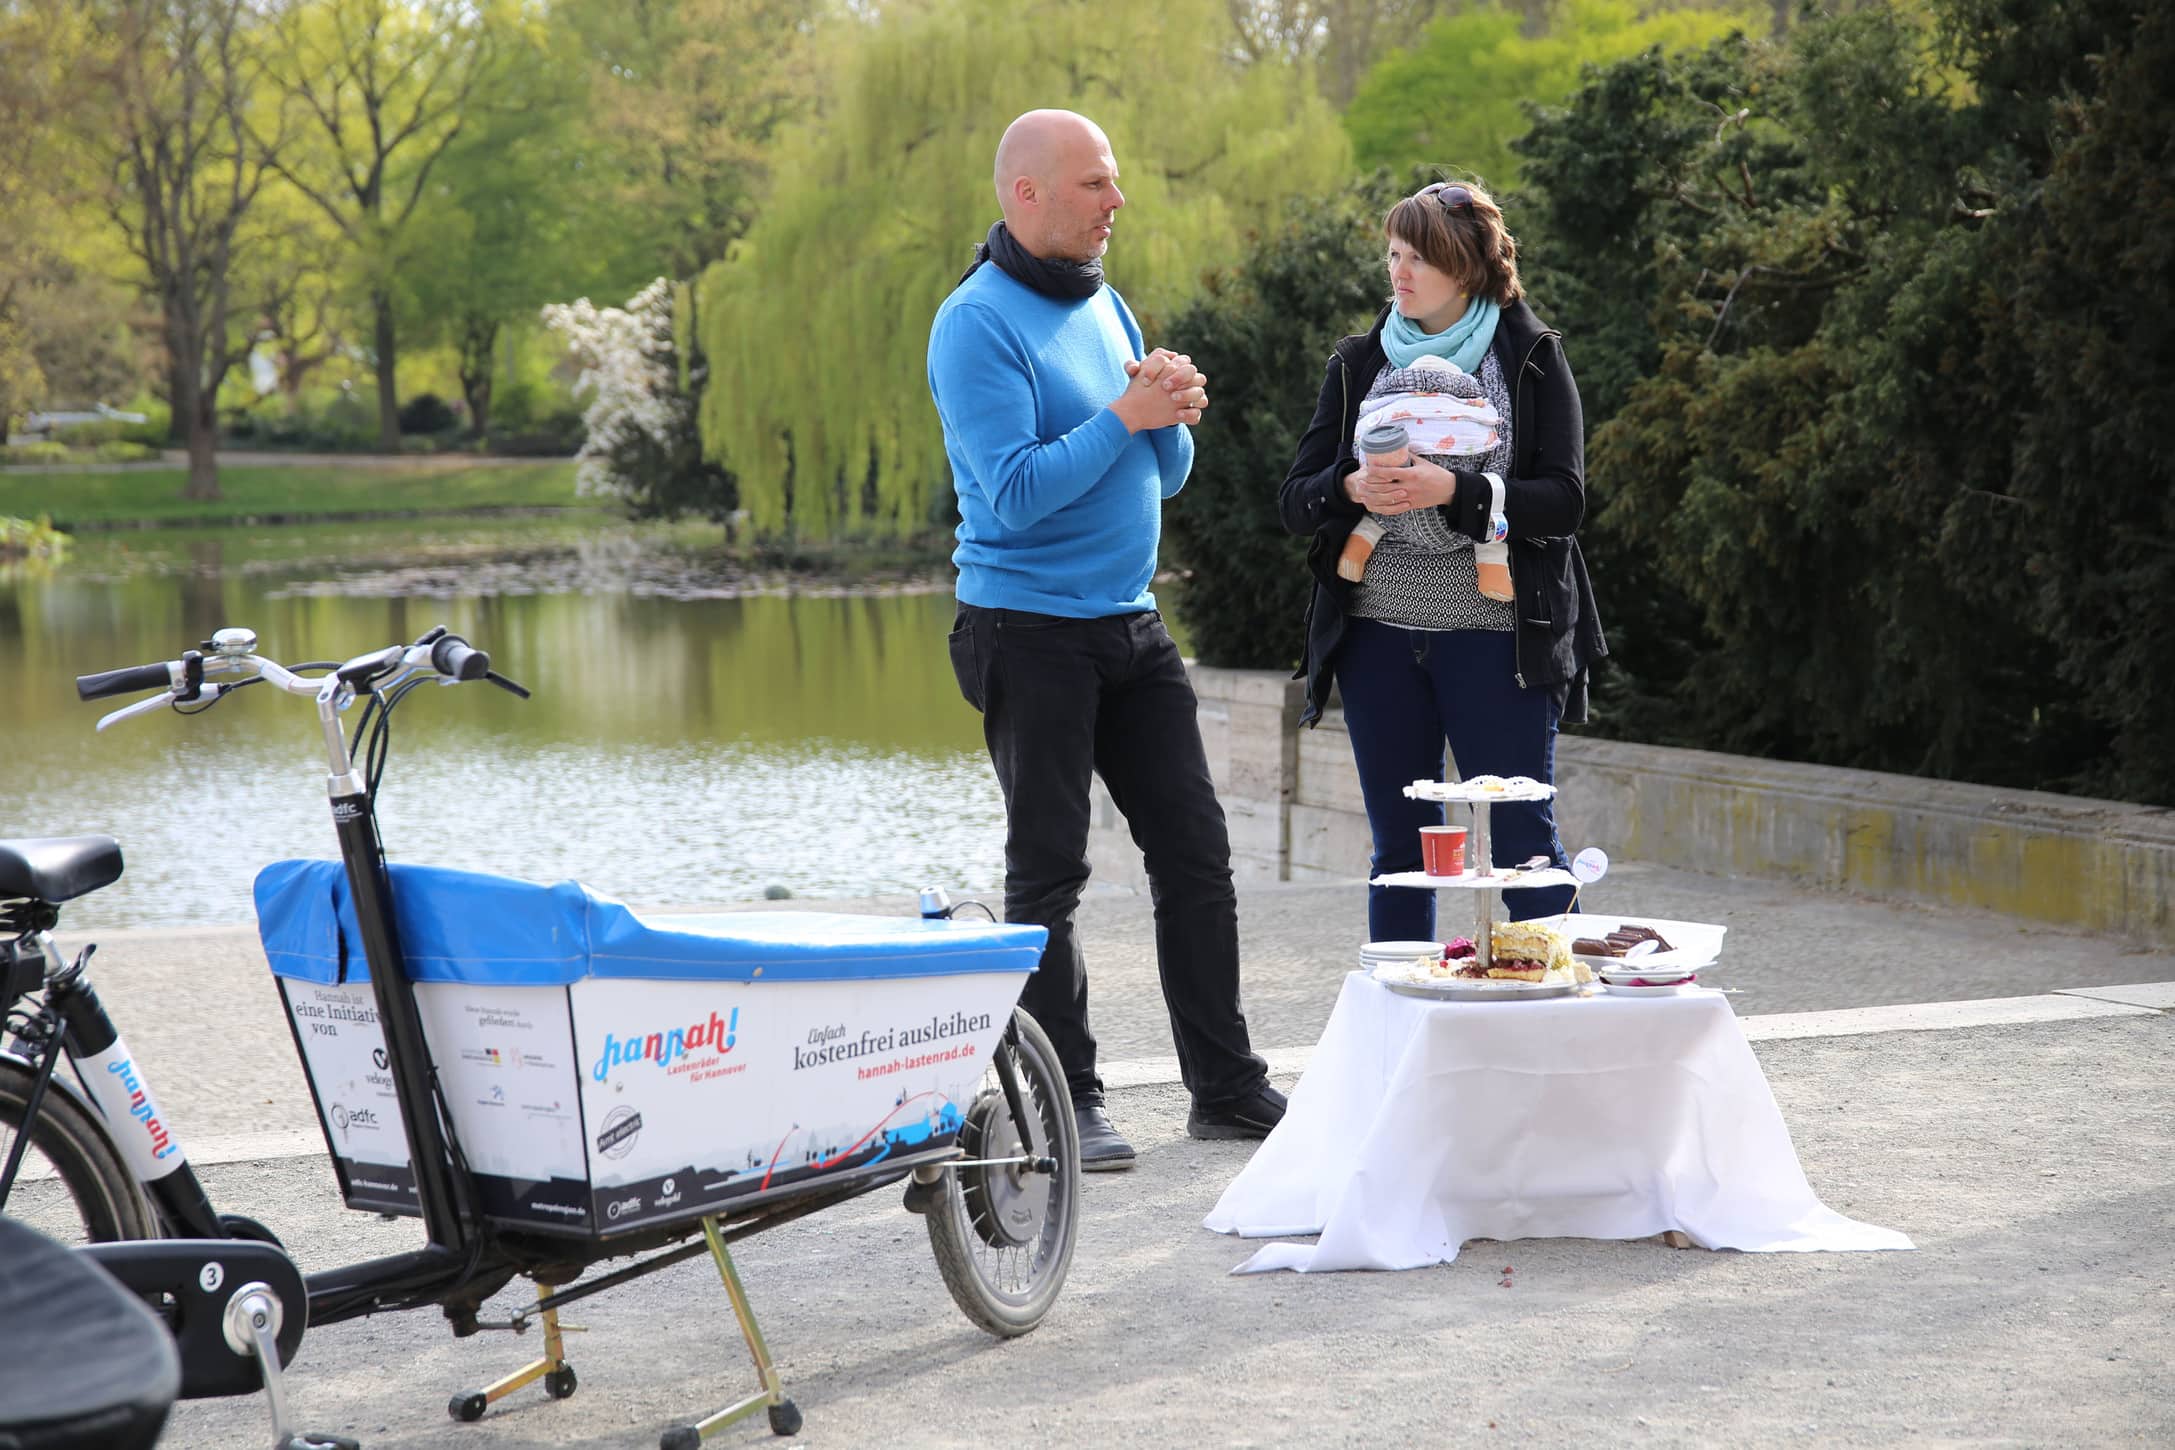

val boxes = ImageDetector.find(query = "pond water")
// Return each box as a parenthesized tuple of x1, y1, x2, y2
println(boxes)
(1, 516, 1030, 931)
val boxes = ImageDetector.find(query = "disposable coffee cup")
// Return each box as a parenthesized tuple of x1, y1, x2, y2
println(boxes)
(1420, 825, 1467, 876)
(1359, 422, 1411, 469)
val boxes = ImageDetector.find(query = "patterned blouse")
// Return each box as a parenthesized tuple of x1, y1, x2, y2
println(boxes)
(1348, 351, 1516, 632)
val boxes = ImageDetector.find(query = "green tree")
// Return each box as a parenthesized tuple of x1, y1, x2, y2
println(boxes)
(556, 0, 823, 280)
(239, 184, 354, 413)
(1342, 0, 1748, 192)
(696, 0, 1351, 538)
(1996, 0, 2175, 800)
(1226, 0, 1455, 107)
(2, 5, 153, 441)
(257, 0, 520, 450)
(1510, 32, 1823, 734)
(92, 0, 283, 501)
(0, 4, 81, 433)
(1161, 180, 1403, 669)
(1553, 9, 2037, 773)
(400, 34, 632, 437)
(1510, 0, 2170, 802)
(1513, 34, 1808, 427)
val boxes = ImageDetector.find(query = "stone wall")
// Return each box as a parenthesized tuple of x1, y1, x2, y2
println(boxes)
(1087, 665, 2175, 948)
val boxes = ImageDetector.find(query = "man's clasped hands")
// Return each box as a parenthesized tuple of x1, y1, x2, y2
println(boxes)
(1112, 347, 1453, 516)
(1112, 348, 1210, 433)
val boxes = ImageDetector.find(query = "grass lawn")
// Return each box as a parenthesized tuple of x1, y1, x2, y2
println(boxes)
(0, 460, 597, 527)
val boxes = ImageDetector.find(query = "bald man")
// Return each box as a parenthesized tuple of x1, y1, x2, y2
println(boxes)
(927, 110, 1283, 1170)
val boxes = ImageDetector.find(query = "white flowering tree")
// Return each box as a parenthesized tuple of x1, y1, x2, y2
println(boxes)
(542, 278, 736, 520)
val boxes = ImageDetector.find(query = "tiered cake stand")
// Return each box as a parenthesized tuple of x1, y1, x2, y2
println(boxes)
(1369, 777, 1575, 974)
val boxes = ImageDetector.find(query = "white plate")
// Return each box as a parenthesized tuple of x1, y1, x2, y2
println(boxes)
(1594, 961, 1699, 981)
(1546, 914, 1728, 973)
(1597, 974, 1698, 989)
(1359, 941, 1446, 960)
(1600, 981, 1708, 998)
(1370, 866, 1581, 892)
(1402, 775, 1558, 804)
(1370, 963, 1581, 1002)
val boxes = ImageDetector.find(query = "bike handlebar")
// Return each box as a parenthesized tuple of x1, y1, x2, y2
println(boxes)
(77, 626, 524, 731)
(430, 634, 490, 683)
(335, 645, 408, 686)
(76, 662, 178, 701)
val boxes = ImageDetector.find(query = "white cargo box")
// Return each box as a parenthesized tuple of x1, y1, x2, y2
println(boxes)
(256, 861, 1042, 1237)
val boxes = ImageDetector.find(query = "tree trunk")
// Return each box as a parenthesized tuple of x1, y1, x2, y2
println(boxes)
(179, 375, 220, 501)
(457, 315, 497, 437)
(372, 290, 401, 450)
(167, 357, 191, 444)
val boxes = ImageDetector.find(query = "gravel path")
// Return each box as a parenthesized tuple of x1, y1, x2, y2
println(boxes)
(151, 1017, 2173, 1449)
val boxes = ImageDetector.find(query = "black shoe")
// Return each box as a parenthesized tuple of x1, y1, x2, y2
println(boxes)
(1187, 1084, 1288, 1141)
(1074, 1104, 1137, 1172)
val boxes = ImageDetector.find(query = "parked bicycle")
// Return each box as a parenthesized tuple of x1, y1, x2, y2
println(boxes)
(1, 624, 1078, 1448)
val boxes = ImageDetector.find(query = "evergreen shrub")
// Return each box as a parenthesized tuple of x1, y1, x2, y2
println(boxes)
(1162, 180, 1403, 671)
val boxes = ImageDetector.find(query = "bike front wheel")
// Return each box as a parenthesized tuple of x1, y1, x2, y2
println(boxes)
(0, 1055, 158, 1245)
(923, 1007, 1079, 1337)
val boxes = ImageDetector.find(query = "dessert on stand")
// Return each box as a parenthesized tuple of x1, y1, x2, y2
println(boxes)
(1201, 769, 1915, 1273)
(1367, 773, 1589, 998)
(1367, 773, 1732, 996)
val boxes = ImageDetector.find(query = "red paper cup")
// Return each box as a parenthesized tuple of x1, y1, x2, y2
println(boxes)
(1420, 825, 1467, 876)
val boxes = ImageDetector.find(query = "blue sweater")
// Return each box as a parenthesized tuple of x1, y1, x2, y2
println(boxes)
(927, 267, 1193, 617)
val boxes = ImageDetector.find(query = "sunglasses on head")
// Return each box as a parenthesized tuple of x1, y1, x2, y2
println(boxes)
(1419, 182, 1474, 213)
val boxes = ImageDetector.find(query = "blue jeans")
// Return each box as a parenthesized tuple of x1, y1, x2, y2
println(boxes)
(1332, 617, 1572, 939)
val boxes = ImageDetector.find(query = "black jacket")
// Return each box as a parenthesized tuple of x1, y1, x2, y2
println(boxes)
(1279, 298, 1608, 726)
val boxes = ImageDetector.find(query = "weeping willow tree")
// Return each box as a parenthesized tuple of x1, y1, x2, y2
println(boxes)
(696, 0, 1350, 538)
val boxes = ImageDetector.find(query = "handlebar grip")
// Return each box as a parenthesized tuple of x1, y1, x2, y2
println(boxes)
(430, 635, 490, 682)
(76, 662, 175, 701)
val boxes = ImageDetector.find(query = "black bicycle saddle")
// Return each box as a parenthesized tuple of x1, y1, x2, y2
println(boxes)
(0, 836, 124, 904)
(0, 1216, 178, 1450)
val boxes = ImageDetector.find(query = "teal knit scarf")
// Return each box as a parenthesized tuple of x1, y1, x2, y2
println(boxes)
(1383, 295, 1500, 373)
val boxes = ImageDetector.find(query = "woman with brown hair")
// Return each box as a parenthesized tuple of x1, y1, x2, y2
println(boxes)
(1279, 180, 1607, 938)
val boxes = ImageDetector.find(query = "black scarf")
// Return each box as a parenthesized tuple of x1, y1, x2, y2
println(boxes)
(956, 220, 1103, 300)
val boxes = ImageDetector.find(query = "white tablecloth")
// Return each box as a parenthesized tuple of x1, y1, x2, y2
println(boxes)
(1204, 973, 1913, 1273)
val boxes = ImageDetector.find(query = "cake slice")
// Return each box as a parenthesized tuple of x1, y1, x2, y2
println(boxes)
(1482, 920, 1577, 982)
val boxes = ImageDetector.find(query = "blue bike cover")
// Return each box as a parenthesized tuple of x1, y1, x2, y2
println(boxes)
(254, 860, 1045, 987)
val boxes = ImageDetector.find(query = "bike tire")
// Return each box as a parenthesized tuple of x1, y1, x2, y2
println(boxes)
(0, 1055, 158, 1245)
(923, 1007, 1079, 1337)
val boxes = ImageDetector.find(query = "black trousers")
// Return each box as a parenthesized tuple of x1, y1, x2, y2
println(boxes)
(947, 603, 1269, 1108)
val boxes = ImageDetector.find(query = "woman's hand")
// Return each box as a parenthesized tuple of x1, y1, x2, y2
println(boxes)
(1345, 456, 1457, 515)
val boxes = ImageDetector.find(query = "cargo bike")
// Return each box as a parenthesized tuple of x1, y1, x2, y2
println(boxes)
(0, 625, 1078, 1449)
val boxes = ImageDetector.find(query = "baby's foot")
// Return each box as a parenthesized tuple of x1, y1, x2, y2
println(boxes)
(1338, 516, 1388, 583)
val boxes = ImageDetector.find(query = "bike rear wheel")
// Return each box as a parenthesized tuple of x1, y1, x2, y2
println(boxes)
(0, 1056, 158, 1245)
(923, 1008, 1078, 1336)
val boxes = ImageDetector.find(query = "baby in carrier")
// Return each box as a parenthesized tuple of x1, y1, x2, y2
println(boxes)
(1340, 354, 1512, 601)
